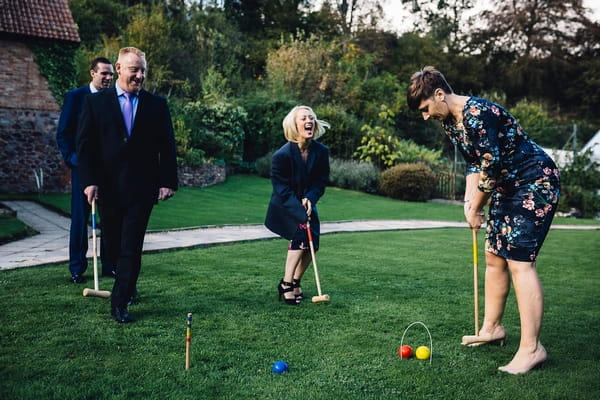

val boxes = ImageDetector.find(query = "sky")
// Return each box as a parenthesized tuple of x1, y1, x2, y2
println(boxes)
(380, 0, 600, 34)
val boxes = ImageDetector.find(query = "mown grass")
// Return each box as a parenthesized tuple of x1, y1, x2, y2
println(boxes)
(0, 175, 596, 237)
(0, 213, 37, 245)
(1, 228, 599, 399)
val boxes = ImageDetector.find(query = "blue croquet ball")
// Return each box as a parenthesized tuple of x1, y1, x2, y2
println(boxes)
(272, 360, 289, 374)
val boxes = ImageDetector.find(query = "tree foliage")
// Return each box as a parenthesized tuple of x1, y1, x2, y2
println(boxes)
(29, 40, 79, 105)
(64, 0, 599, 171)
(472, 0, 600, 114)
(354, 106, 442, 169)
(69, 0, 128, 45)
(559, 149, 600, 218)
(401, 0, 475, 53)
(182, 100, 248, 163)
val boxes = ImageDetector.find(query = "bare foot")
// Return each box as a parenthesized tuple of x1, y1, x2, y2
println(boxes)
(498, 343, 547, 374)
(462, 325, 506, 347)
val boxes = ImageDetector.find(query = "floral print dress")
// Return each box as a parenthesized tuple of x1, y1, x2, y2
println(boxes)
(442, 97, 560, 262)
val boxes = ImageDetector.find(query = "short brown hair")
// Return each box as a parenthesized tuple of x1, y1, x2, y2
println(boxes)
(406, 66, 453, 111)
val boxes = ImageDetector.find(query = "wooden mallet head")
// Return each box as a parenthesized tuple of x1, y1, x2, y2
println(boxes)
(82, 288, 111, 298)
(311, 294, 330, 303)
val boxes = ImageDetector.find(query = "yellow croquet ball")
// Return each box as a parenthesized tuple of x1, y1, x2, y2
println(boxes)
(415, 346, 430, 360)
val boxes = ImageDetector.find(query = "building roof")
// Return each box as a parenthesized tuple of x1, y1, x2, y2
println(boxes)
(542, 129, 600, 169)
(0, 0, 80, 42)
(581, 130, 600, 165)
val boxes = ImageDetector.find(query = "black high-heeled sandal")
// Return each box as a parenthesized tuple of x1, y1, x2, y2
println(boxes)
(293, 278, 304, 301)
(278, 279, 299, 305)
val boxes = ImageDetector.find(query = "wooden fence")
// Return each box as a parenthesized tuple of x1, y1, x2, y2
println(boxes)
(433, 171, 465, 200)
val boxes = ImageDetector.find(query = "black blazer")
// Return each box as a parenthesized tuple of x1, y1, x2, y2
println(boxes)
(56, 85, 91, 167)
(265, 140, 330, 239)
(76, 86, 178, 206)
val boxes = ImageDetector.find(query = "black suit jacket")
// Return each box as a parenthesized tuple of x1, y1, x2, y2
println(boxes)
(56, 85, 91, 167)
(76, 86, 178, 206)
(265, 140, 330, 239)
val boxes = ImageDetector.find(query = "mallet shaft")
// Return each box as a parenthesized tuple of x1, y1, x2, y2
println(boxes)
(82, 199, 111, 299)
(185, 313, 192, 370)
(92, 199, 99, 292)
(472, 229, 479, 335)
(306, 220, 329, 303)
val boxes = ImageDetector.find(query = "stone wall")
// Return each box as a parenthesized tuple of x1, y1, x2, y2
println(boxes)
(0, 108, 68, 193)
(0, 39, 69, 193)
(178, 164, 227, 187)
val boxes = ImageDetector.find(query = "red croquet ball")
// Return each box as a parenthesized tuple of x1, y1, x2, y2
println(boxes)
(398, 345, 413, 358)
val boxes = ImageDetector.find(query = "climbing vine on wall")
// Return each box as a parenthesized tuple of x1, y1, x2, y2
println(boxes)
(28, 39, 78, 107)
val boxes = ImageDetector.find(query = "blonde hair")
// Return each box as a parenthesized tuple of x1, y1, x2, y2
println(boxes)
(282, 105, 330, 143)
(117, 46, 147, 68)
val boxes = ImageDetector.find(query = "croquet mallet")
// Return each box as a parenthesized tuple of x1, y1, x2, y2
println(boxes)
(306, 219, 330, 303)
(82, 199, 111, 299)
(472, 228, 479, 335)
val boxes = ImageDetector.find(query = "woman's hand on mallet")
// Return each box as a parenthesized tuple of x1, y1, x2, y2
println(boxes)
(466, 207, 485, 230)
(302, 198, 312, 216)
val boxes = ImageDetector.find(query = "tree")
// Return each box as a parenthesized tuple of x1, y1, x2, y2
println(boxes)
(265, 34, 340, 104)
(400, 0, 475, 53)
(327, 0, 385, 35)
(473, 0, 595, 59)
(69, 0, 128, 46)
(471, 0, 600, 114)
(189, 3, 245, 93)
(122, 2, 202, 96)
(223, 0, 311, 78)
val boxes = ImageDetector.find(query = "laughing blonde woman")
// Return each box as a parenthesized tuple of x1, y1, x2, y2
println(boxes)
(265, 106, 331, 305)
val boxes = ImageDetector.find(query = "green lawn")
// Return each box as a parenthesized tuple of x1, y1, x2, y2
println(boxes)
(1, 228, 599, 399)
(0, 174, 596, 239)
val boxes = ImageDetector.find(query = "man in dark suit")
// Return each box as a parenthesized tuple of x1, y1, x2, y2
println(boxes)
(56, 57, 115, 283)
(77, 47, 178, 323)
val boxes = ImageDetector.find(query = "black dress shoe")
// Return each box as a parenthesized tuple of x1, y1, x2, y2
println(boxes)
(70, 274, 85, 284)
(111, 307, 133, 323)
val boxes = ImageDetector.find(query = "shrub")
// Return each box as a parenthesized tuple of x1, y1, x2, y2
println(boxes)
(510, 99, 567, 147)
(379, 163, 436, 201)
(329, 158, 379, 193)
(559, 149, 600, 218)
(237, 92, 296, 162)
(182, 100, 247, 163)
(255, 151, 273, 178)
(354, 106, 442, 169)
(173, 119, 205, 167)
(314, 103, 363, 160)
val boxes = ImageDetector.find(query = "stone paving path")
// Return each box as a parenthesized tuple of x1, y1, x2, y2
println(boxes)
(1, 200, 598, 271)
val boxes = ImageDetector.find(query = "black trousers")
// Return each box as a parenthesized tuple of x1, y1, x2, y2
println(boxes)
(100, 201, 154, 309)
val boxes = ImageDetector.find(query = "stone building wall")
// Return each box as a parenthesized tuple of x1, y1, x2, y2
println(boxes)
(0, 39, 68, 193)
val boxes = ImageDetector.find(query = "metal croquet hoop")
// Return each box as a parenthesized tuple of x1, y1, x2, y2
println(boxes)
(400, 321, 433, 365)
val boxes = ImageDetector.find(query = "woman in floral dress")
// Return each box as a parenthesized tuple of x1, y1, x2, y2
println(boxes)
(407, 66, 560, 374)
